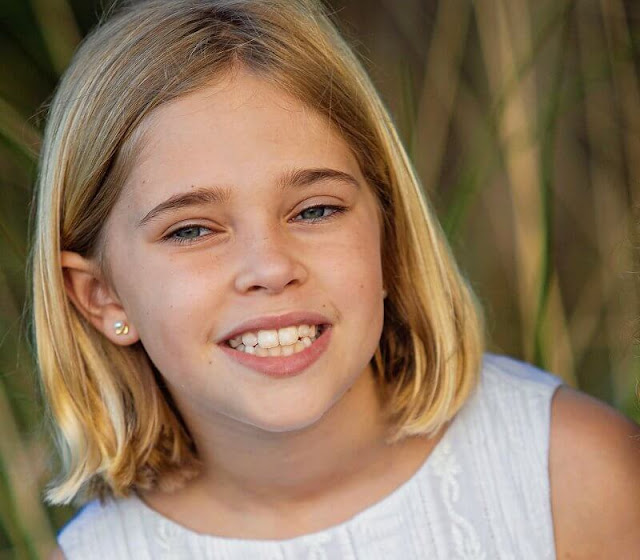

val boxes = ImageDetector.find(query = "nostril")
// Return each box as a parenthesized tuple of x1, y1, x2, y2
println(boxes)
(236, 270, 305, 295)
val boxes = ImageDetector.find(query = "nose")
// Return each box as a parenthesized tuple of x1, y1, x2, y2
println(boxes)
(233, 226, 308, 295)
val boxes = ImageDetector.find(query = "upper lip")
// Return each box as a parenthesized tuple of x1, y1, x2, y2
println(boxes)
(217, 310, 332, 343)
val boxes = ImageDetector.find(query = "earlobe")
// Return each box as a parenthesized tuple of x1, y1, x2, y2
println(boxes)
(61, 251, 139, 346)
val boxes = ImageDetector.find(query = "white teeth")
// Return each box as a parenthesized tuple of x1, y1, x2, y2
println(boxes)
(278, 326, 298, 346)
(226, 323, 324, 355)
(241, 332, 258, 347)
(257, 330, 279, 349)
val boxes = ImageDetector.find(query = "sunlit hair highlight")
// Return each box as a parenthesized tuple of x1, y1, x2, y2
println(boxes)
(32, 0, 484, 504)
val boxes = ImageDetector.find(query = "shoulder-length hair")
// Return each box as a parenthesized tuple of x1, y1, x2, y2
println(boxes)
(32, 0, 484, 504)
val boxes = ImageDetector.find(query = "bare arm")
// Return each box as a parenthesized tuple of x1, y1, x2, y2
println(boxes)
(550, 386, 640, 559)
(48, 546, 66, 560)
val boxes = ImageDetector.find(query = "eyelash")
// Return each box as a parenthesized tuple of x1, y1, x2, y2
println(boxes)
(163, 204, 347, 245)
(291, 204, 346, 223)
(165, 225, 213, 245)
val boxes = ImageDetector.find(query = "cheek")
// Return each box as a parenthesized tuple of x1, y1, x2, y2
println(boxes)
(350, 205, 384, 287)
(326, 210, 384, 334)
(112, 246, 226, 351)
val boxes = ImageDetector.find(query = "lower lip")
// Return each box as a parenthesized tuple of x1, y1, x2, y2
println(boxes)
(218, 326, 332, 378)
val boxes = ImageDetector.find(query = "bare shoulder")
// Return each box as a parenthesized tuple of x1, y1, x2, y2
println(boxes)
(550, 385, 640, 559)
(48, 546, 66, 560)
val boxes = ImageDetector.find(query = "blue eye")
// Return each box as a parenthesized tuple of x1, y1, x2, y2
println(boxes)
(294, 205, 346, 222)
(166, 225, 211, 244)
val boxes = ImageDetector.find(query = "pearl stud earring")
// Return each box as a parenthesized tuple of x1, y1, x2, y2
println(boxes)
(114, 321, 129, 336)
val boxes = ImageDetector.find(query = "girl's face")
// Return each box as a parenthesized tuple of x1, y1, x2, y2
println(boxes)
(102, 70, 385, 433)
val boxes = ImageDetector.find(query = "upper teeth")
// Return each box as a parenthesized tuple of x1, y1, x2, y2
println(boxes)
(228, 324, 318, 349)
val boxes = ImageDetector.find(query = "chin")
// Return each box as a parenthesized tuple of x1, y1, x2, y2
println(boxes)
(248, 407, 329, 434)
(241, 393, 338, 434)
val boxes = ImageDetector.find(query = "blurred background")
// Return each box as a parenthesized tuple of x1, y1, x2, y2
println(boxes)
(0, 0, 638, 557)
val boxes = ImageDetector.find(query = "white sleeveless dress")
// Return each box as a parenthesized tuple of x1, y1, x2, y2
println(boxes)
(58, 354, 562, 559)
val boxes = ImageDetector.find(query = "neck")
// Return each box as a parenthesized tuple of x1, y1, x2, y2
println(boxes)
(180, 367, 391, 510)
(141, 366, 442, 539)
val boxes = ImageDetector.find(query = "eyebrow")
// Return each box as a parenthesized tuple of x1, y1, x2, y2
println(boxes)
(277, 168, 360, 192)
(137, 186, 231, 228)
(136, 167, 360, 228)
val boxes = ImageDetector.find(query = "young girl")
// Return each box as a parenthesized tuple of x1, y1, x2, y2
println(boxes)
(33, 0, 639, 558)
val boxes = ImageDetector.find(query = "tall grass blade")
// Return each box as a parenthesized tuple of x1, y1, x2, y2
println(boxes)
(600, 0, 640, 203)
(0, 97, 41, 169)
(533, 3, 575, 379)
(0, 266, 55, 558)
(577, 0, 636, 406)
(474, 0, 544, 362)
(29, 0, 81, 76)
(411, 0, 471, 194)
(444, 1, 573, 241)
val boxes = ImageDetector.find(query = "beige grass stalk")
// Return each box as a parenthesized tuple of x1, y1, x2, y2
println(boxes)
(0, 269, 55, 557)
(577, 1, 637, 406)
(530, 1, 576, 380)
(0, 97, 41, 164)
(569, 273, 615, 364)
(600, 0, 640, 384)
(0, 386, 55, 557)
(600, 0, 640, 205)
(539, 274, 575, 381)
(475, 0, 575, 377)
(546, 28, 599, 378)
(29, 0, 81, 76)
(411, 0, 471, 193)
(378, 0, 423, 57)
(474, 0, 543, 362)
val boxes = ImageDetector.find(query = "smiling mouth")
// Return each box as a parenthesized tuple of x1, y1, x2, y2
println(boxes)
(226, 323, 327, 357)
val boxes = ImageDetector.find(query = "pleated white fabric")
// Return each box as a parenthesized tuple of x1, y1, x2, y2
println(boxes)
(58, 354, 562, 559)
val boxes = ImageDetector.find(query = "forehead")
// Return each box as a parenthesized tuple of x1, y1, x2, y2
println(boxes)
(120, 70, 363, 207)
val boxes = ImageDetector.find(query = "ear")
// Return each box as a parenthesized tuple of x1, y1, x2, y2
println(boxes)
(61, 251, 140, 346)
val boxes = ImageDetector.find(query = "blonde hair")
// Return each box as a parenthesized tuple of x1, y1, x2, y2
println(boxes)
(32, 0, 484, 504)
